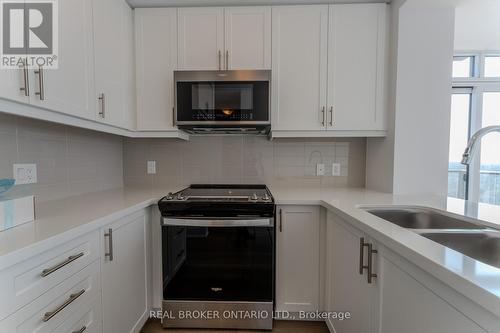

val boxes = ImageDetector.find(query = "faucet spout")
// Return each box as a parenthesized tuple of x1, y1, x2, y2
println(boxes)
(461, 126, 500, 165)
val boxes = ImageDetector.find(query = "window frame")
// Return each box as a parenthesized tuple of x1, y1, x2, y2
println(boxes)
(451, 52, 500, 204)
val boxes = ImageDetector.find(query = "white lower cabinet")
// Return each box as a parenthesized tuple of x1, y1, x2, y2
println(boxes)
(276, 205, 321, 313)
(326, 210, 492, 333)
(0, 208, 151, 333)
(325, 210, 375, 333)
(0, 260, 100, 333)
(101, 210, 149, 333)
(378, 256, 486, 333)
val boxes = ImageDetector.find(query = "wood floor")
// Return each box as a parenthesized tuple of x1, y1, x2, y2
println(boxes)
(140, 319, 329, 333)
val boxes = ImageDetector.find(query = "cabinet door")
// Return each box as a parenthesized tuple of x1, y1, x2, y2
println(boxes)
(377, 255, 486, 333)
(327, 4, 386, 131)
(276, 205, 320, 312)
(93, 0, 134, 128)
(0, 62, 30, 105)
(135, 8, 177, 130)
(271, 5, 328, 131)
(178, 7, 224, 70)
(225, 7, 271, 70)
(0, 0, 29, 105)
(29, 0, 95, 120)
(326, 212, 372, 333)
(101, 212, 148, 333)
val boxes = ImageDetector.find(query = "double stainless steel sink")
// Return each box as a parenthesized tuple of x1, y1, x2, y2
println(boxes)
(365, 207, 500, 269)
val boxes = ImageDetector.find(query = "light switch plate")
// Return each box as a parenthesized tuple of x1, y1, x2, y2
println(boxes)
(147, 160, 156, 174)
(13, 164, 37, 185)
(332, 163, 341, 176)
(316, 163, 325, 176)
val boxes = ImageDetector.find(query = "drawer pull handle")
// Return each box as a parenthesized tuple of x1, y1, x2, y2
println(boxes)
(72, 326, 86, 333)
(105, 228, 114, 261)
(42, 289, 85, 322)
(41, 252, 85, 277)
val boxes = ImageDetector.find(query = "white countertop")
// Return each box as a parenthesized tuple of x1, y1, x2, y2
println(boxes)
(1, 185, 500, 317)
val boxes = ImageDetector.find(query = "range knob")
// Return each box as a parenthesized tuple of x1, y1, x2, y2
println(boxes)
(263, 193, 271, 201)
(166, 192, 174, 200)
(177, 193, 185, 200)
(250, 193, 259, 201)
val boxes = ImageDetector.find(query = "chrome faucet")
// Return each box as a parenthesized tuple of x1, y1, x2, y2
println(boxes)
(461, 126, 500, 165)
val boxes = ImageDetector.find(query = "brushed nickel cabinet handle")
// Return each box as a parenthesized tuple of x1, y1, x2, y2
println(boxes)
(279, 209, 283, 232)
(359, 237, 369, 275)
(226, 50, 229, 70)
(34, 66, 45, 100)
(321, 106, 326, 126)
(329, 106, 333, 126)
(41, 252, 84, 277)
(104, 228, 113, 261)
(20, 58, 29, 96)
(42, 289, 85, 322)
(98, 93, 106, 118)
(72, 326, 86, 333)
(218, 50, 222, 70)
(367, 243, 378, 284)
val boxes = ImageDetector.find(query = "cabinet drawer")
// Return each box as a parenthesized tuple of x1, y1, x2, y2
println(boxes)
(0, 260, 100, 333)
(53, 293, 102, 333)
(0, 231, 100, 320)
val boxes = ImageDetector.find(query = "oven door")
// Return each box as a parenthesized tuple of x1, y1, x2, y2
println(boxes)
(175, 70, 270, 126)
(161, 218, 275, 303)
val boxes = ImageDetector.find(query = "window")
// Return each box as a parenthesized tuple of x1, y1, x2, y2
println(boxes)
(448, 91, 471, 199)
(452, 56, 475, 78)
(479, 92, 500, 204)
(449, 53, 500, 206)
(484, 56, 500, 77)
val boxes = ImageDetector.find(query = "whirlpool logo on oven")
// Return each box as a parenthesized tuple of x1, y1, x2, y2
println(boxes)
(1, 0, 58, 69)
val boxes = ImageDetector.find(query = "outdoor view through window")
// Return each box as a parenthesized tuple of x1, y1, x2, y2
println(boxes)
(449, 56, 500, 205)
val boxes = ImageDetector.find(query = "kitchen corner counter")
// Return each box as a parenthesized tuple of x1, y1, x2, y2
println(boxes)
(1, 185, 500, 318)
(0, 187, 181, 268)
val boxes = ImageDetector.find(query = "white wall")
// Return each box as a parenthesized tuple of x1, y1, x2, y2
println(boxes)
(366, 0, 456, 196)
(365, 0, 405, 193)
(455, 0, 500, 51)
(392, 2, 455, 195)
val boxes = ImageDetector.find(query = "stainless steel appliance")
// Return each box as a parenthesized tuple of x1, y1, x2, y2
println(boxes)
(174, 70, 271, 135)
(158, 185, 275, 330)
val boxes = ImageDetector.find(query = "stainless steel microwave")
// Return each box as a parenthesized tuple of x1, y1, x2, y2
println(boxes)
(174, 70, 271, 135)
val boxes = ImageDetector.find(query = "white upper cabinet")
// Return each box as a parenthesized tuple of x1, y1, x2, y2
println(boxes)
(271, 5, 329, 131)
(93, 0, 135, 129)
(225, 7, 271, 70)
(135, 8, 177, 131)
(0, 54, 29, 104)
(29, 0, 95, 120)
(178, 7, 225, 70)
(327, 4, 387, 131)
(271, 4, 387, 136)
(178, 7, 271, 71)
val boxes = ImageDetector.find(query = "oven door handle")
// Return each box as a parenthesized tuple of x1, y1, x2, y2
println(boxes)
(161, 218, 274, 227)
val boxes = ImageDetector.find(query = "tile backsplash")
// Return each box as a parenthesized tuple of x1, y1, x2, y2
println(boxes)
(124, 136, 366, 189)
(0, 114, 123, 202)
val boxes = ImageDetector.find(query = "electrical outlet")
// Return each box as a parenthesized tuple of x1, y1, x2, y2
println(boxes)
(332, 163, 341, 176)
(316, 163, 325, 176)
(13, 164, 37, 185)
(147, 160, 156, 174)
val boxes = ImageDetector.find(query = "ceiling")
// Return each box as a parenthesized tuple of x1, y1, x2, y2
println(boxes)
(126, 0, 390, 8)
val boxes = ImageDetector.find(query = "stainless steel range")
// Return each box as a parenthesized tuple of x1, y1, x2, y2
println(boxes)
(158, 184, 275, 330)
